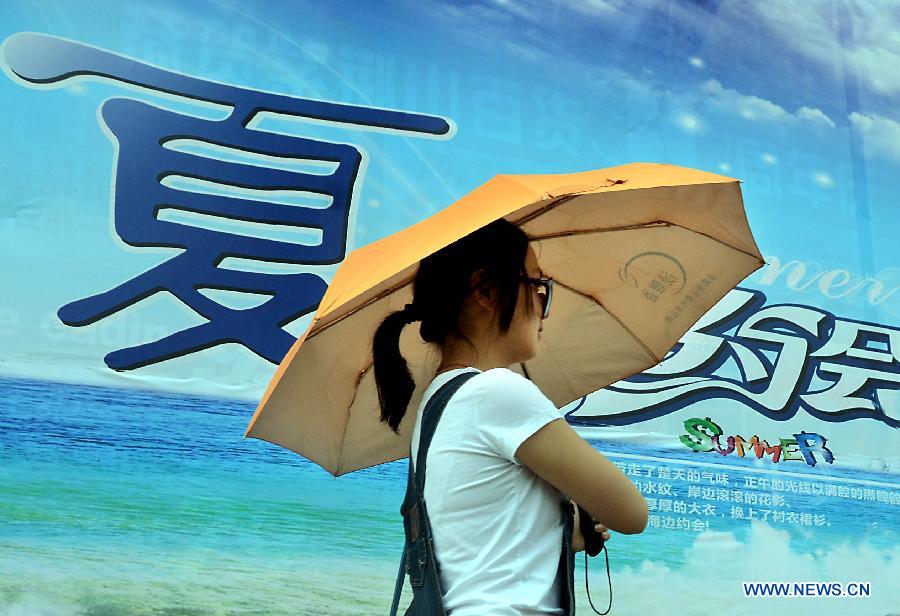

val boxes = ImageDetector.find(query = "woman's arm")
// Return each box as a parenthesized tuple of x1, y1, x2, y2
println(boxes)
(516, 419, 648, 535)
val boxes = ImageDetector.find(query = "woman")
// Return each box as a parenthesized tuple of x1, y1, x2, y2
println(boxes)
(373, 219, 648, 614)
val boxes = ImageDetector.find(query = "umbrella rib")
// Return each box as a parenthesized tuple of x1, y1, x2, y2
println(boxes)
(334, 365, 370, 476)
(530, 221, 671, 240)
(308, 279, 415, 340)
(531, 221, 764, 264)
(552, 278, 662, 364)
(511, 194, 581, 227)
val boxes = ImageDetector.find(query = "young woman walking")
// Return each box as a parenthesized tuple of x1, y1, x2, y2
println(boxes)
(374, 219, 648, 615)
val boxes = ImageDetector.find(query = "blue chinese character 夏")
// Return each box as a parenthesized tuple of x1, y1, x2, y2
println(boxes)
(3, 32, 452, 370)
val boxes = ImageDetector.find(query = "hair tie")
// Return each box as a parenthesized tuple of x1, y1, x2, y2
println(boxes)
(401, 303, 421, 323)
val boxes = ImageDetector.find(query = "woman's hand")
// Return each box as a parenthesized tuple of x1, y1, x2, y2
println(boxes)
(571, 500, 611, 553)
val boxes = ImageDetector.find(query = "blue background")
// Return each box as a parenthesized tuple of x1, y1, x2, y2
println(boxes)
(1, 1, 898, 614)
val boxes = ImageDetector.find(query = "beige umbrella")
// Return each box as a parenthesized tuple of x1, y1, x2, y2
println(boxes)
(244, 162, 764, 475)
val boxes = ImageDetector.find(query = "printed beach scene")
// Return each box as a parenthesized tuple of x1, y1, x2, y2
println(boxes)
(2, 376, 896, 615)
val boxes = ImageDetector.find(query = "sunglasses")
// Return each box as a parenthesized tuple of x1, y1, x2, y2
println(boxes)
(521, 275, 553, 319)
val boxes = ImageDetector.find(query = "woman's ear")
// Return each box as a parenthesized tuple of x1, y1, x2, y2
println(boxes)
(469, 269, 496, 311)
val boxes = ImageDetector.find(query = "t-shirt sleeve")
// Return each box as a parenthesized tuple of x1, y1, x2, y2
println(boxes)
(474, 368, 564, 464)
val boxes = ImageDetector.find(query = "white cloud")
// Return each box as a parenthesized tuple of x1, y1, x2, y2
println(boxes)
(849, 112, 874, 131)
(603, 521, 899, 616)
(751, 0, 900, 99)
(702, 79, 789, 122)
(411, 0, 868, 158)
(642, 1, 900, 107)
(454, 0, 626, 27)
(701, 79, 836, 129)
(813, 172, 835, 188)
(675, 112, 704, 133)
(558, 0, 628, 18)
(424, 0, 899, 128)
(849, 111, 900, 161)
(761, 152, 778, 165)
(796, 106, 837, 129)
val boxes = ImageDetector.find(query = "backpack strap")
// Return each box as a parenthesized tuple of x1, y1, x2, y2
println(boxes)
(413, 371, 479, 493)
(390, 370, 479, 616)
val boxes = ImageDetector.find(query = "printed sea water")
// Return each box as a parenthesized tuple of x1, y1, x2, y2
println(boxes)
(1, 376, 897, 615)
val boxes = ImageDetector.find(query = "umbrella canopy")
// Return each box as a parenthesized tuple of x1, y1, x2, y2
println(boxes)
(244, 162, 764, 476)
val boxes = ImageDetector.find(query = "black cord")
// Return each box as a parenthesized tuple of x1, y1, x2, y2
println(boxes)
(584, 544, 612, 615)
(575, 503, 612, 614)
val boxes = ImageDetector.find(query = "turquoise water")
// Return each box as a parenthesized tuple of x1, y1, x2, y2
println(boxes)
(1, 377, 407, 615)
(1, 376, 897, 615)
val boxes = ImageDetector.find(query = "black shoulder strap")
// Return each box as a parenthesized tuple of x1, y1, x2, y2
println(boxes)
(412, 370, 479, 493)
(391, 371, 478, 616)
(399, 371, 479, 516)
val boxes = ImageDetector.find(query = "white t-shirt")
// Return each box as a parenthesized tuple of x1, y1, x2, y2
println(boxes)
(409, 367, 566, 615)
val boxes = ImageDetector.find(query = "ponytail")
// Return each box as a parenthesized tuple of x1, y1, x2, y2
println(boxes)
(373, 306, 418, 433)
(372, 219, 530, 434)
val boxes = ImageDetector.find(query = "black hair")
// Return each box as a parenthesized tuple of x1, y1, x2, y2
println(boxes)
(373, 219, 535, 433)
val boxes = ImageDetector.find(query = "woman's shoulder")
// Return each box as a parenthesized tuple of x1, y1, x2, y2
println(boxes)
(468, 368, 562, 457)
(477, 366, 529, 383)
(472, 367, 547, 399)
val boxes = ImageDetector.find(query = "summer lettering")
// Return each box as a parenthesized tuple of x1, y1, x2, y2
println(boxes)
(679, 417, 835, 468)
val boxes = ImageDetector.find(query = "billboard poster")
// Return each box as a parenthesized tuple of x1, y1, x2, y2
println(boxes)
(1, 1, 897, 614)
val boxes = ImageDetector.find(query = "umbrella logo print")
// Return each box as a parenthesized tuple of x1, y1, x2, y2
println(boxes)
(619, 251, 687, 303)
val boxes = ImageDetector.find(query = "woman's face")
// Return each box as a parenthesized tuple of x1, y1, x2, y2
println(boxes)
(504, 245, 545, 363)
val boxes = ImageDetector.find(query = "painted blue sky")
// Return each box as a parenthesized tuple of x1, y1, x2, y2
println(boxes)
(1, 0, 898, 400)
